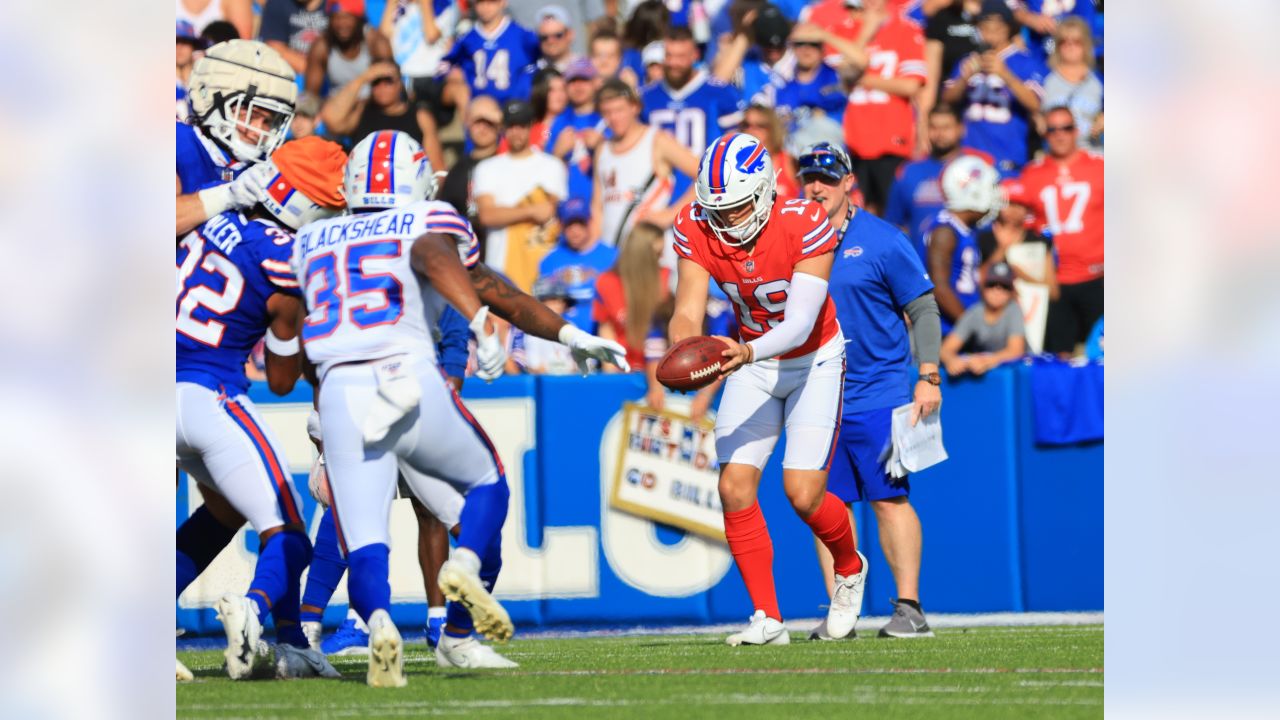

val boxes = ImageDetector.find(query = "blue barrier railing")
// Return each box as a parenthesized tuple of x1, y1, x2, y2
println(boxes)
(177, 362, 1102, 633)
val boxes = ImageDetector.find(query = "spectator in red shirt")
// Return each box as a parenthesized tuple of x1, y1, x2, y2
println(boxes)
(796, 0, 927, 215)
(1018, 105, 1103, 357)
(592, 222, 673, 399)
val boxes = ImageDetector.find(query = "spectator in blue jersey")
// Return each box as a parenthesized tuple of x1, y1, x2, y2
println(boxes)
(709, 3, 791, 107)
(883, 104, 992, 240)
(640, 26, 746, 197)
(259, 0, 330, 75)
(940, 261, 1026, 376)
(923, 154, 1001, 332)
(549, 58, 606, 203)
(940, 1, 1044, 176)
(1010, 0, 1098, 67)
(538, 198, 618, 333)
(440, 0, 541, 109)
(588, 30, 640, 88)
(797, 141, 943, 640)
(773, 27, 847, 127)
(534, 4, 581, 73)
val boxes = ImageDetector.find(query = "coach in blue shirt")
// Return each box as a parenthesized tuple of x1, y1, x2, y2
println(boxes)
(797, 143, 943, 640)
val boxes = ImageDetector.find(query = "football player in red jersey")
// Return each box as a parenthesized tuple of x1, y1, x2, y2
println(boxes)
(669, 133, 868, 646)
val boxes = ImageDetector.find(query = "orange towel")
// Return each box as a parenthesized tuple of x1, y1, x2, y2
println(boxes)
(272, 137, 348, 209)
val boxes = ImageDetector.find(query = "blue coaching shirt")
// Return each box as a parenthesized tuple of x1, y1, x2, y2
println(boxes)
(177, 212, 300, 396)
(177, 121, 248, 194)
(945, 46, 1045, 175)
(829, 209, 934, 414)
(442, 17, 540, 105)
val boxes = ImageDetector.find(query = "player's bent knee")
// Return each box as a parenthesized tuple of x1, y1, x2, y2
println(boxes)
(717, 468, 760, 512)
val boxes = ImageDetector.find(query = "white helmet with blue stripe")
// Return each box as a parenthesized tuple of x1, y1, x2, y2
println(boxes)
(695, 133, 776, 247)
(343, 130, 437, 212)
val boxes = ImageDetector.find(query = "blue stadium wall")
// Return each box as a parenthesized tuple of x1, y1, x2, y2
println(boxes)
(176, 364, 1102, 633)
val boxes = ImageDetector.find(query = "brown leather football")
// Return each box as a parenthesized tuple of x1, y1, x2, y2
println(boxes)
(656, 336, 730, 392)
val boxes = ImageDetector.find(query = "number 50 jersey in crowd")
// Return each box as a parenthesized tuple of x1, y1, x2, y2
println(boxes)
(292, 201, 478, 379)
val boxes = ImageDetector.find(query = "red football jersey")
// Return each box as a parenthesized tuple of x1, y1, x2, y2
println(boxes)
(842, 18, 927, 159)
(1019, 150, 1105, 284)
(672, 198, 842, 359)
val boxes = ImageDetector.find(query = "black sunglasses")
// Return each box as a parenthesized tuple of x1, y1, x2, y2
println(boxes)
(540, 30, 567, 42)
(984, 281, 1012, 289)
(797, 150, 850, 178)
(1045, 124, 1076, 134)
(791, 40, 823, 48)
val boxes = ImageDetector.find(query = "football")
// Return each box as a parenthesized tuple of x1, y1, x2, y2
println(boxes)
(656, 336, 730, 392)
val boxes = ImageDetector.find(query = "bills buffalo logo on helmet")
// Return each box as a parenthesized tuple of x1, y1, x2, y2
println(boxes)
(734, 141, 767, 175)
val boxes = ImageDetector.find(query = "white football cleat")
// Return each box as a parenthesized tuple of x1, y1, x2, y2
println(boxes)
(435, 634, 519, 669)
(726, 610, 791, 646)
(438, 548, 513, 642)
(301, 621, 323, 653)
(275, 643, 342, 679)
(825, 550, 869, 640)
(176, 658, 194, 682)
(366, 610, 407, 688)
(215, 593, 272, 680)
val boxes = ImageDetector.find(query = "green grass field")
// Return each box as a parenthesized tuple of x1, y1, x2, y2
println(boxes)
(178, 624, 1103, 719)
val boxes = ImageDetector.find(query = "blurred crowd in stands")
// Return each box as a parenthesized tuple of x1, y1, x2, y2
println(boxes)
(179, 0, 1103, 383)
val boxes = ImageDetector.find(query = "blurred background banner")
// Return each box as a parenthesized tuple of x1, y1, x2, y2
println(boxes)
(177, 365, 1102, 634)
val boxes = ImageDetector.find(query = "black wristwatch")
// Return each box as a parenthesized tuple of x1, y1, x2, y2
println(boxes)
(918, 372, 941, 386)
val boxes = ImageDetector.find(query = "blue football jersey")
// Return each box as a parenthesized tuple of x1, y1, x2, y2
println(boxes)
(920, 209, 981, 332)
(177, 212, 301, 396)
(548, 108, 607, 203)
(946, 47, 1045, 175)
(641, 71, 746, 197)
(1018, 0, 1097, 65)
(176, 121, 249, 195)
(442, 17, 540, 105)
(776, 64, 847, 125)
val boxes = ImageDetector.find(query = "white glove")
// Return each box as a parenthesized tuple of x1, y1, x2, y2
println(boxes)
(469, 306, 505, 382)
(196, 163, 271, 218)
(559, 323, 631, 375)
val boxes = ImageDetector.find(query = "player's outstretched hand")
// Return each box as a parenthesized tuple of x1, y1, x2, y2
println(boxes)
(469, 306, 506, 382)
(228, 161, 273, 210)
(559, 324, 630, 375)
(713, 335, 752, 375)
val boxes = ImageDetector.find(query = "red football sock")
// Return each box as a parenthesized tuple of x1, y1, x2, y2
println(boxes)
(722, 502, 781, 621)
(803, 492, 862, 577)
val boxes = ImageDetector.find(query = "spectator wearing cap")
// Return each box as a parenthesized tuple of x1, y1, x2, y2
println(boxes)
(588, 30, 641, 88)
(1010, 0, 1098, 67)
(320, 61, 445, 168)
(941, 0, 1046, 176)
(538, 197, 618, 333)
(640, 41, 665, 85)
(1042, 17, 1103, 152)
(798, 139, 943, 640)
(710, 3, 792, 107)
(441, 0, 541, 109)
(200, 19, 241, 46)
(797, 0, 927, 216)
(510, 278, 582, 374)
(940, 261, 1026, 375)
(472, 99, 569, 292)
(883, 103, 994, 240)
(550, 58, 607, 203)
(620, 1, 671, 86)
(535, 4, 581, 73)
(378, 0, 461, 127)
(439, 96, 505, 252)
(976, 179, 1057, 352)
(531, 69, 568, 148)
(176, 21, 206, 121)
(1017, 105, 1103, 357)
(178, 0, 253, 41)
(773, 23, 847, 127)
(304, 1, 393, 103)
(260, 0, 331, 75)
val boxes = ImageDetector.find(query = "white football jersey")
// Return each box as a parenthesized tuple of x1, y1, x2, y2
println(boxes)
(293, 200, 479, 378)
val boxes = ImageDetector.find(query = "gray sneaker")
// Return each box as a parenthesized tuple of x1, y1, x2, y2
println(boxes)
(878, 600, 935, 638)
